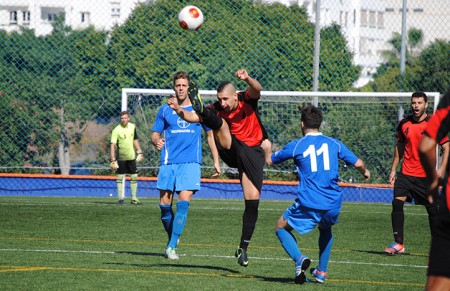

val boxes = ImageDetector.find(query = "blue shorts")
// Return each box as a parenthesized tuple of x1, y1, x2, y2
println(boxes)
(157, 163, 201, 193)
(283, 199, 341, 234)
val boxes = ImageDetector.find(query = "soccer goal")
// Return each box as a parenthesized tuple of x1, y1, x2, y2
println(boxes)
(122, 88, 441, 185)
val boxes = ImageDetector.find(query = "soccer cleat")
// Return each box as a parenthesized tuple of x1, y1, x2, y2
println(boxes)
(294, 255, 311, 284)
(310, 267, 327, 283)
(384, 242, 405, 255)
(130, 199, 142, 205)
(188, 81, 204, 114)
(235, 248, 249, 267)
(165, 247, 179, 260)
(118, 199, 125, 205)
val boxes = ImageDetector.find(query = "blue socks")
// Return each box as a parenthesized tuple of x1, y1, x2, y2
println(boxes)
(167, 200, 190, 248)
(159, 204, 174, 241)
(276, 228, 301, 262)
(318, 226, 333, 272)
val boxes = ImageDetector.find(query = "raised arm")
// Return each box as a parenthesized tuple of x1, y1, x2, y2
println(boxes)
(236, 69, 262, 99)
(168, 95, 201, 123)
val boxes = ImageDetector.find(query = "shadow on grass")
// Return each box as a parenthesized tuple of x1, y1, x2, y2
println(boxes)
(353, 249, 427, 257)
(115, 251, 163, 257)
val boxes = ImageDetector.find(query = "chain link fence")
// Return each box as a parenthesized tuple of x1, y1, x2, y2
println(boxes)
(0, 0, 449, 196)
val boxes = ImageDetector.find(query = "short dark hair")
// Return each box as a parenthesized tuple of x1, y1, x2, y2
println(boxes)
(173, 71, 190, 86)
(412, 91, 428, 103)
(120, 111, 128, 116)
(300, 105, 323, 129)
(217, 81, 232, 93)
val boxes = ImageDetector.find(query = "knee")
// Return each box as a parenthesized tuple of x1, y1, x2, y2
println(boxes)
(392, 199, 405, 212)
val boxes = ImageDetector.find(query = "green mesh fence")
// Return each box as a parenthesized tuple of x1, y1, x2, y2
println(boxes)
(0, 0, 449, 194)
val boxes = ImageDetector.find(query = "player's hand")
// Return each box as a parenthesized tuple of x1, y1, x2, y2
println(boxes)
(155, 139, 165, 151)
(110, 160, 119, 170)
(236, 69, 249, 81)
(388, 171, 396, 185)
(136, 151, 143, 162)
(167, 95, 180, 111)
(363, 169, 371, 180)
(211, 162, 221, 178)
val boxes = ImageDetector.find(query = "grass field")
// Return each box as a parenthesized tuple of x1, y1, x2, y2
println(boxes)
(0, 197, 431, 290)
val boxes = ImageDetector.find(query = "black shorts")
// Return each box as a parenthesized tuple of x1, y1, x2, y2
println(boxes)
(394, 172, 430, 205)
(117, 160, 137, 175)
(428, 199, 450, 277)
(218, 136, 265, 192)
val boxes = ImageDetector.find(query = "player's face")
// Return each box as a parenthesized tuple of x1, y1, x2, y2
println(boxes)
(411, 97, 428, 119)
(120, 114, 130, 126)
(173, 78, 189, 101)
(217, 92, 238, 112)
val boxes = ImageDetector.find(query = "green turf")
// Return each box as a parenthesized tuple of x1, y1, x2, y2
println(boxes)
(0, 197, 430, 290)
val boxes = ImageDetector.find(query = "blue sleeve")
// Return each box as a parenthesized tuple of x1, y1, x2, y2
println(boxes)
(271, 140, 298, 164)
(152, 106, 166, 133)
(336, 139, 358, 166)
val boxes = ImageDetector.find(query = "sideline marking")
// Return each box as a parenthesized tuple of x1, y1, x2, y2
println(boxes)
(0, 247, 427, 269)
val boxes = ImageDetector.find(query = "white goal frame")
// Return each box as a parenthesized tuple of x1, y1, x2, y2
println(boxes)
(122, 89, 441, 112)
(122, 88, 442, 169)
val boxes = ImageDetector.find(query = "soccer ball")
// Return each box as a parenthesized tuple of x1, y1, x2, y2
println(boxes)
(178, 5, 204, 31)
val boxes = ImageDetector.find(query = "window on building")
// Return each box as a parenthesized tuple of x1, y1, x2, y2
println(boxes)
(10, 11, 17, 24)
(369, 11, 376, 28)
(23, 11, 30, 24)
(81, 12, 90, 23)
(111, 2, 120, 18)
(360, 9, 367, 27)
(47, 13, 57, 22)
(377, 12, 384, 28)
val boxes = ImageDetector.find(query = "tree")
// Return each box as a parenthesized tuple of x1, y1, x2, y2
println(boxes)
(107, 0, 359, 92)
(0, 16, 110, 174)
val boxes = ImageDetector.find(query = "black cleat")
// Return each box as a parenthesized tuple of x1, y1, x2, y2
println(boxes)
(235, 248, 249, 267)
(188, 81, 204, 114)
(294, 255, 311, 284)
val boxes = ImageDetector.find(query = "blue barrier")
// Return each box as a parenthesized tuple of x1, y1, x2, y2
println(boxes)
(0, 176, 393, 203)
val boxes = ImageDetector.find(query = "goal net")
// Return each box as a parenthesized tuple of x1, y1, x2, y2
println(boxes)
(122, 88, 441, 185)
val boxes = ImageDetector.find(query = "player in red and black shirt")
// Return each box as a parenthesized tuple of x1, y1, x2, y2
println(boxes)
(420, 90, 450, 290)
(168, 69, 268, 267)
(385, 92, 449, 255)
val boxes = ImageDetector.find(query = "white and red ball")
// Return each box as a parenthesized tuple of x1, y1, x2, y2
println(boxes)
(178, 5, 204, 31)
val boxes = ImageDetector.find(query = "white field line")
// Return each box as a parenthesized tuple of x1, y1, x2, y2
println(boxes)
(0, 248, 426, 269)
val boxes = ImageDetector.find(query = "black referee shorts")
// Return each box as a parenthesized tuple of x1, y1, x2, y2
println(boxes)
(218, 136, 265, 193)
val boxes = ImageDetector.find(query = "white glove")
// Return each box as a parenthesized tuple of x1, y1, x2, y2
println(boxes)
(136, 151, 144, 163)
(110, 160, 119, 170)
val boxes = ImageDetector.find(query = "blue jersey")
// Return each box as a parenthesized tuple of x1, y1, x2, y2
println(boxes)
(152, 104, 210, 165)
(271, 132, 358, 210)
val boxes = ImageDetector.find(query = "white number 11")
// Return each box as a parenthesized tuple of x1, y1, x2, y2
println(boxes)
(303, 144, 330, 172)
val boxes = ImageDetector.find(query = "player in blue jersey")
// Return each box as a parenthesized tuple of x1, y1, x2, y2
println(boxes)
(151, 71, 220, 260)
(262, 105, 370, 284)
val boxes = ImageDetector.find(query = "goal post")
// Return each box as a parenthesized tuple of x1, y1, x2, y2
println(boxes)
(121, 88, 441, 184)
